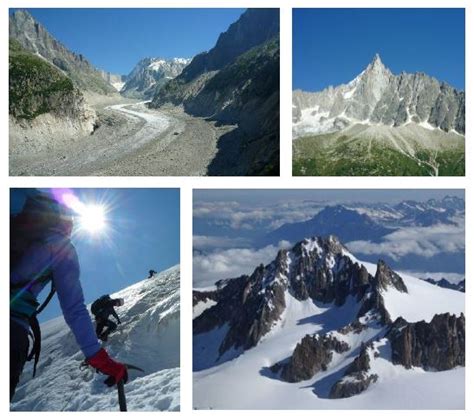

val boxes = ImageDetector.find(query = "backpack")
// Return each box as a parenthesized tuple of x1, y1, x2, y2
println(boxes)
(91, 295, 112, 316)
(10, 192, 71, 377)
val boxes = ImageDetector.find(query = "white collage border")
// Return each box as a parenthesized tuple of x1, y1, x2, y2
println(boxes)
(1, 0, 471, 414)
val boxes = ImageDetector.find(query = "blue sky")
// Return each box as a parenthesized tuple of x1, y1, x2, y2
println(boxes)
(293, 8, 465, 91)
(11, 188, 180, 321)
(11, 8, 245, 75)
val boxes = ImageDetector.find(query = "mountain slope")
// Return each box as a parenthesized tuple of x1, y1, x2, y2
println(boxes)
(151, 9, 280, 176)
(121, 57, 190, 99)
(10, 10, 117, 95)
(9, 39, 98, 153)
(11, 266, 180, 411)
(293, 55, 465, 176)
(193, 237, 464, 409)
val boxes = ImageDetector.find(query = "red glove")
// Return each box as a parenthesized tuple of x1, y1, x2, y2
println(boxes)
(86, 348, 128, 387)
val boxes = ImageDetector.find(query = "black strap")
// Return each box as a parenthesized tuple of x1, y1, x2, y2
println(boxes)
(27, 315, 41, 377)
(26, 281, 56, 377)
(36, 281, 56, 315)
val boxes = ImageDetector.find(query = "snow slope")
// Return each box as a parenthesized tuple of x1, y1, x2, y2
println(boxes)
(342, 251, 465, 322)
(11, 265, 180, 411)
(193, 258, 464, 410)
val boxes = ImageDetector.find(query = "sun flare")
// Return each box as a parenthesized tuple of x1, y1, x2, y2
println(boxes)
(78, 204, 107, 235)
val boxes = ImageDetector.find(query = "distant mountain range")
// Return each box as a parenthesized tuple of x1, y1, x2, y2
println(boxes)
(254, 196, 465, 275)
(121, 57, 190, 98)
(261, 196, 464, 247)
(261, 205, 392, 247)
(293, 55, 465, 176)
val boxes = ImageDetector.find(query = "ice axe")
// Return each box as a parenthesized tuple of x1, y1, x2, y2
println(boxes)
(80, 361, 144, 411)
(116, 363, 145, 412)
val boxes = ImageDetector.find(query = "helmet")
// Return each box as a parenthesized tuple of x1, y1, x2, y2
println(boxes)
(23, 190, 75, 236)
(115, 298, 125, 307)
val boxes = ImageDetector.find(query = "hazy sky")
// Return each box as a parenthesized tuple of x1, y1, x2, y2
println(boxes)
(194, 189, 465, 205)
(11, 8, 245, 75)
(11, 188, 180, 321)
(293, 8, 465, 91)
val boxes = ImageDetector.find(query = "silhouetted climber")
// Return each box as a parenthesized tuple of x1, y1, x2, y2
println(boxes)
(148, 269, 157, 279)
(91, 295, 124, 341)
(10, 189, 127, 402)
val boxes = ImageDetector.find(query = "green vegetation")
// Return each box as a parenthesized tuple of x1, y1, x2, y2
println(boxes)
(293, 133, 465, 176)
(204, 37, 279, 95)
(9, 39, 79, 120)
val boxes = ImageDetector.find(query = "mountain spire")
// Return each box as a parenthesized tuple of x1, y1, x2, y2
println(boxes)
(365, 53, 388, 73)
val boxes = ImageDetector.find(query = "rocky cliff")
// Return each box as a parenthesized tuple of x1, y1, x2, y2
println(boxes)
(388, 313, 465, 370)
(272, 334, 349, 382)
(151, 9, 280, 175)
(293, 54, 465, 137)
(9, 39, 97, 142)
(10, 10, 117, 95)
(329, 343, 378, 399)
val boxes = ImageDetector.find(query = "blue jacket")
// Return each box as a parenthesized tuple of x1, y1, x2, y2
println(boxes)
(11, 228, 101, 359)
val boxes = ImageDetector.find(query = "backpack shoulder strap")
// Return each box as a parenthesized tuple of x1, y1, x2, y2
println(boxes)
(36, 280, 56, 315)
(26, 280, 56, 378)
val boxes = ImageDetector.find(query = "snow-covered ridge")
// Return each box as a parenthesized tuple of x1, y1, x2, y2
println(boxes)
(12, 265, 180, 411)
(148, 58, 191, 71)
(193, 237, 464, 409)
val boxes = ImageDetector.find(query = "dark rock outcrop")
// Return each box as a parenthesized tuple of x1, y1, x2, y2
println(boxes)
(388, 313, 465, 370)
(193, 235, 409, 358)
(374, 260, 408, 292)
(329, 343, 378, 399)
(338, 320, 367, 335)
(271, 334, 349, 382)
(192, 289, 219, 307)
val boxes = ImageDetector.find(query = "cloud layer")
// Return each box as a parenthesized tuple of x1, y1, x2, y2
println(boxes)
(193, 241, 291, 288)
(194, 200, 324, 231)
(347, 223, 464, 261)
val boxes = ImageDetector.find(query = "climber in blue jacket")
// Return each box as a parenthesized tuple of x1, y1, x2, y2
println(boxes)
(10, 189, 127, 401)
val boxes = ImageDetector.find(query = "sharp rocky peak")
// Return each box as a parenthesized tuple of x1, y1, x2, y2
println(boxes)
(193, 235, 411, 357)
(363, 53, 390, 73)
(374, 260, 408, 293)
